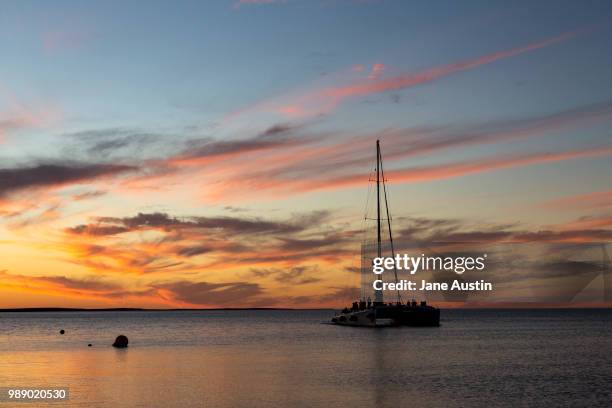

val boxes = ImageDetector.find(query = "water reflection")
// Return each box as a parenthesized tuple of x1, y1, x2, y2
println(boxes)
(0, 310, 611, 407)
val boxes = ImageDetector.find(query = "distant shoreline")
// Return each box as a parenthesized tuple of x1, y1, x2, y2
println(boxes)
(0, 306, 611, 312)
(0, 307, 313, 312)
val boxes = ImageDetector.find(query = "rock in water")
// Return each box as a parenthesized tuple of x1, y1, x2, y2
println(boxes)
(59, 329, 65, 335)
(112, 335, 128, 348)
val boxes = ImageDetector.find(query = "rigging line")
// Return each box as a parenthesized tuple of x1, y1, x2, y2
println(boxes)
(379, 144, 402, 303)
(358, 159, 376, 301)
(361, 163, 375, 247)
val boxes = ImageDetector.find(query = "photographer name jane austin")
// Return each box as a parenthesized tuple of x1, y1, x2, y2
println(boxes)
(371, 254, 493, 292)
(373, 279, 493, 292)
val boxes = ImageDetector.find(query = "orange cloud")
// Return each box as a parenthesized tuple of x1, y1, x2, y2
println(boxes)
(542, 190, 612, 211)
(557, 215, 612, 231)
(0, 270, 173, 307)
(56, 210, 351, 276)
(3, 209, 609, 308)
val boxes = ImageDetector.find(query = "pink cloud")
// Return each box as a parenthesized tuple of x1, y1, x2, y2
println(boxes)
(541, 190, 612, 211)
(201, 146, 612, 202)
(135, 101, 612, 202)
(367, 63, 385, 80)
(558, 215, 612, 230)
(229, 30, 582, 121)
(0, 97, 62, 141)
(322, 31, 577, 104)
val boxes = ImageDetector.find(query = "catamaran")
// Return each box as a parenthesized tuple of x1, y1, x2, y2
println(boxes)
(331, 140, 440, 327)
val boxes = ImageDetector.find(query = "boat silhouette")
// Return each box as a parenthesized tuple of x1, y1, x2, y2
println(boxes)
(331, 140, 440, 327)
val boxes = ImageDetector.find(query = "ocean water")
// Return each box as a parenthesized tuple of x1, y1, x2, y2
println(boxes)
(1, 309, 611, 407)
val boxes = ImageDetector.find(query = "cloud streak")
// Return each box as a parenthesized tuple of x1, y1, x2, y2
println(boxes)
(154, 280, 263, 306)
(67, 210, 328, 237)
(0, 162, 136, 198)
(0, 100, 61, 142)
(0, 270, 151, 301)
(234, 30, 581, 120)
(68, 101, 611, 202)
(542, 190, 612, 211)
(145, 101, 612, 202)
(166, 123, 311, 166)
(203, 145, 612, 200)
(4, 211, 609, 307)
(59, 209, 346, 276)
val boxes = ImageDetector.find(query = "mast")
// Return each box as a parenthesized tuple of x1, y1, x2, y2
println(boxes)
(370, 140, 400, 304)
(376, 140, 382, 261)
(374, 140, 383, 305)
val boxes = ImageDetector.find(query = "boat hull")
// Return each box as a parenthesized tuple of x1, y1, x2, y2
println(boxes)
(331, 305, 440, 327)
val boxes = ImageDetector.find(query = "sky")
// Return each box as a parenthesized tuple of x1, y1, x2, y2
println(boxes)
(0, 0, 611, 308)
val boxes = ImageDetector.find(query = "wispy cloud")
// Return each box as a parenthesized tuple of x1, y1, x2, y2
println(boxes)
(199, 144, 612, 201)
(154, 280, 264, 306)
(122, 101, 612, 201)
(166, 123, 311, 166)
(3, 211, 609, 307)
(541, 190, 612, 211)
(59, 210, 342, 275)
(556, 215, 612, 231)
(63, 128, 169, 160)
(0, 162, 136, 198)
(292, 146, 612, 193)
(0, 270, 153, 302)
(232, 30, 581, 120)
(72, 190, 107, 201)
(0, 98, 61, 142)
(367, 63, 385, 80)
(394, 215, 612, 247)
(67, 210, 325, 237)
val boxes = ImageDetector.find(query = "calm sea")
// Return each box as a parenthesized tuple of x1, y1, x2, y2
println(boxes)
(1, 309, 611, 407)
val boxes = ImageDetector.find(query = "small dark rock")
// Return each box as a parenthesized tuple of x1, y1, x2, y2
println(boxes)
(112, 335, 128, 348)
(88, 344, 92, 347)
(59, 329, 65, 335)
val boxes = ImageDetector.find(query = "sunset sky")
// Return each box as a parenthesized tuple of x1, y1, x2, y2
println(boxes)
(1, 0, 611, 308)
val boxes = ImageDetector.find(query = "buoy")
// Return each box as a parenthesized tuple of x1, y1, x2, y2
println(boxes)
(112, 335, 128, 348)
(59, 329, 65, 335)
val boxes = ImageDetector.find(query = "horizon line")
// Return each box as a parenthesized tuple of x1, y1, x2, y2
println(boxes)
(2, 305, 612, 312)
